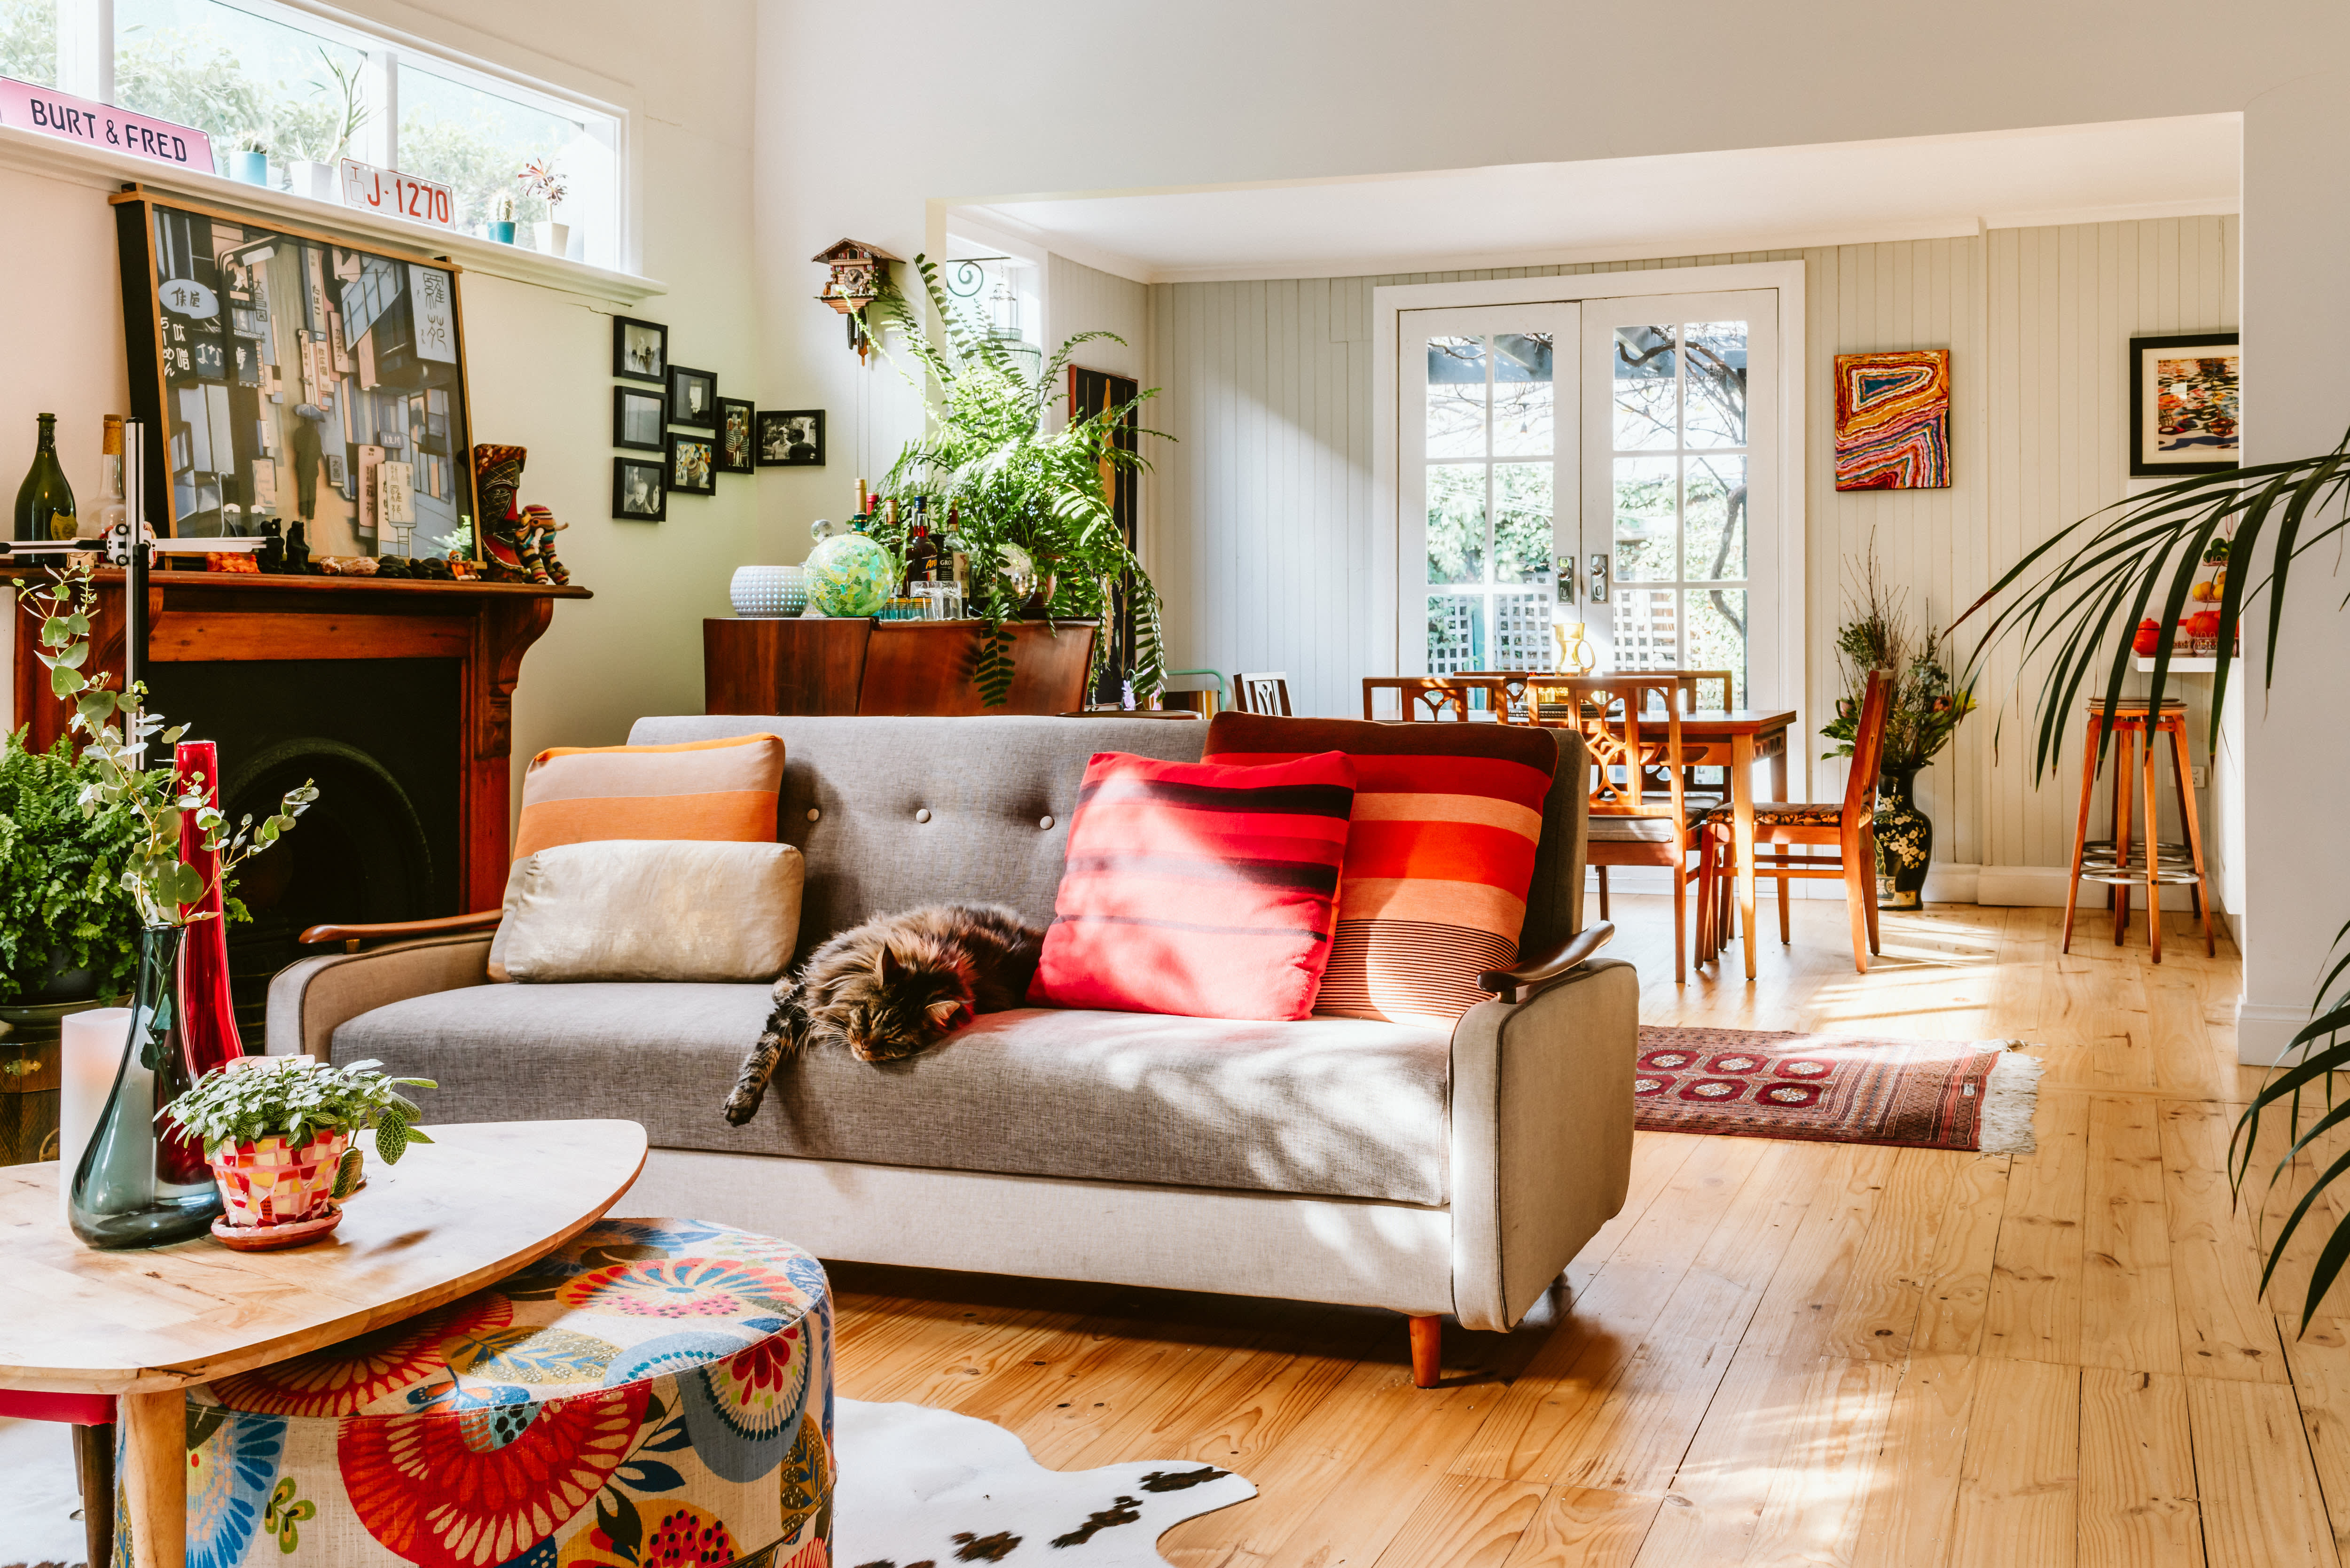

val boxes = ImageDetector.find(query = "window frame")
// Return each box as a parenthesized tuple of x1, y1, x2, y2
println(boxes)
(36, 0, 634, 273)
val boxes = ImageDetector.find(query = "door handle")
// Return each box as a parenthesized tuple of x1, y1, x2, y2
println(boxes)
(1556, 554, 1575, 603)
(1588, 553, 1610, 604)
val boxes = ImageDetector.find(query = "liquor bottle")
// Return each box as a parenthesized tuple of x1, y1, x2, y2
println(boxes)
(87, 414, 125, 541)
(14, 413, 76, 541)
(905, 500, 937, 587)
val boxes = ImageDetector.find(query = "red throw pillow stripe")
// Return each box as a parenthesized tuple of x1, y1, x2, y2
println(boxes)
(1029, 750, 1358, 1020)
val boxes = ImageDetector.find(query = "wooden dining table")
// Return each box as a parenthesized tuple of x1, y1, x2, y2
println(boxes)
(1671, 708, 1800, 981)
(0, 1119, 648, 1568)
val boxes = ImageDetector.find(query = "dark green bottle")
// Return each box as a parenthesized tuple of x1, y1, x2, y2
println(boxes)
(14, 413, 76, 542)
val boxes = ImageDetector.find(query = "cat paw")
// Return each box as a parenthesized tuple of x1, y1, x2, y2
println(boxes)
(721, 1084, 764, 1125)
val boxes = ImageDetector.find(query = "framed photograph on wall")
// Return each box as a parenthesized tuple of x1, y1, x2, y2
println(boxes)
(756, 408, 824, 467)
(715, 396, 755, 474)
(668, 429, 716, 496)
(2131, 332, 2239, 476)
(668, 365, 717, 429)
(614, 316, 667, 383)
(112, 189, 479, 557)
(613, 456, 665, 521)
(614, 385, 665, 452)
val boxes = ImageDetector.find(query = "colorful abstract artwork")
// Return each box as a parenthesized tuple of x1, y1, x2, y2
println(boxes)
(1833, 350, 1952, 491)
(2130, 332, 2239, 476)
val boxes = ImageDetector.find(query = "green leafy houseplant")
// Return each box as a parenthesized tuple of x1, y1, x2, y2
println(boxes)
(870, 256, 1169, 707)
(1820, 545, 1977, 772)
(0, 728, 144, 1002)
(163, 1056, 436, 1201)
(1956, 430, 2350, 1326)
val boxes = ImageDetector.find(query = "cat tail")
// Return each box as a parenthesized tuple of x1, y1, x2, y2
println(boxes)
(723, 975, 809, 1126)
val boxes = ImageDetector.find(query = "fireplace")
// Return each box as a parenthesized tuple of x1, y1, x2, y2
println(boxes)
(10, 569, 584, 1046)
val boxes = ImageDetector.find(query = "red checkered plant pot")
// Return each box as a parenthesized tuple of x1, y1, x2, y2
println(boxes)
(209, 1131, 350, 1228)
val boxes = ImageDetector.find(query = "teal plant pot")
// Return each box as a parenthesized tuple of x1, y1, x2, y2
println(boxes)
(489, 220, 517, 244)
(233, 150, 269, 185)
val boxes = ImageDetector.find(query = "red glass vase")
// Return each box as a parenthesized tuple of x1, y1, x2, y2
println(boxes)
(174, 740, 245, 1079)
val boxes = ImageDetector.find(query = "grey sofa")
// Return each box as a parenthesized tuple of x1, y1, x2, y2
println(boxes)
(267, 716, 1638, 1377)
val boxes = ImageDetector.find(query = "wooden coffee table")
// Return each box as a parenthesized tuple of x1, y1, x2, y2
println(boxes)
(0, 1118, 649, 1568)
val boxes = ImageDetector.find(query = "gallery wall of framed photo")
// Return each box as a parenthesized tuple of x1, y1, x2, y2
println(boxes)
(609, 314, 824, 521)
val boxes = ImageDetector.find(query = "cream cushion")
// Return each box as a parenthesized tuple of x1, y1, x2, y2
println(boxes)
(490, 839, 803, 983)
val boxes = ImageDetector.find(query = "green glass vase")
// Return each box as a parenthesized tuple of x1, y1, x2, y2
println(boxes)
(66, 925, 222, 1248)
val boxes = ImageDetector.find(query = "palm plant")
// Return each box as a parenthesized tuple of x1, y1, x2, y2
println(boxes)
(1955, 432, 2350, 1327)
(870, 256, 1168, 707)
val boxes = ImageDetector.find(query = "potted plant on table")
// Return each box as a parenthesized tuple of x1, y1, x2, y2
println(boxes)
(868, 256, 1170, 707)
(163, 1055, 435, 1250)
(1820, 542, 1977, 910)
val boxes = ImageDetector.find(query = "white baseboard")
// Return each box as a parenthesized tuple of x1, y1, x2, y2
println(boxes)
(1588, 860, 2221, 919)
(1974, 864, 2208, 913)
(2236, 1000, 2347, 1068)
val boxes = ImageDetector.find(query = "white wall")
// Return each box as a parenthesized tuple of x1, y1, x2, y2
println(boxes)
(0, 0, 761, 808)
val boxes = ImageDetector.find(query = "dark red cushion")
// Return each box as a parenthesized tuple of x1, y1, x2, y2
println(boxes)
(1028, 749, 1358, 1020)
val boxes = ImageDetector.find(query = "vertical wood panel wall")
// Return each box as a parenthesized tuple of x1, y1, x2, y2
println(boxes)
(1132, 216, 2240, 882)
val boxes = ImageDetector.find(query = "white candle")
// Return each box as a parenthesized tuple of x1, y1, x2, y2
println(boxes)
(59, 1007, 133, 1224)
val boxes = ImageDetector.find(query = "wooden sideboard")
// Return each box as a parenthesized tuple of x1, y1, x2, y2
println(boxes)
(705, 617, 1097, 716)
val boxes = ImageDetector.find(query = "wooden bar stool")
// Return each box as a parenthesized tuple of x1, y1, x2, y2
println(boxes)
(2060, 697, 2215, 961)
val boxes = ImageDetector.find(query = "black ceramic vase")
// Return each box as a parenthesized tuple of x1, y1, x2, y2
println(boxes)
(1874, 765, 1933, 911)
(66, 924, 222, 1248)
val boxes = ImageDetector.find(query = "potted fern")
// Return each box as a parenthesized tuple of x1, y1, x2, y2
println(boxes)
(163, 1055, 435, 1250)
(0, 729, 143, 1007)
(869, 256, 1169, 707)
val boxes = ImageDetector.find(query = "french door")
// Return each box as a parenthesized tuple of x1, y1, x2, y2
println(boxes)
(1397, 289, 1780, 711)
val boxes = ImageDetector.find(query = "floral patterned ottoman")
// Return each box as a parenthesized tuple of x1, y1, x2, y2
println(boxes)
(127, 1218, 832, 1568)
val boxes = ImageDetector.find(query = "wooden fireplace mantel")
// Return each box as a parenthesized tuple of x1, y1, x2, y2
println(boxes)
(8, 568, 589, 911)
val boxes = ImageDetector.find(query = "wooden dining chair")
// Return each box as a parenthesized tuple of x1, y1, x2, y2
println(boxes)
(1681, 670, 1735, 711)
(1361, 676, 1509, 721)
(1574, 674, 1708, 983)
(1233, 671, 1293, 715)
(1699, 668, 1890, 974)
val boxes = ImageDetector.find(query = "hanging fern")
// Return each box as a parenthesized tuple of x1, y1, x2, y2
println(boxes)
(867, 256, 1171, 706)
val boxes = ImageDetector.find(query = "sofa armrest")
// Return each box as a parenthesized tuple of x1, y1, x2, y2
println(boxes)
(299, 911, 503, 950)
(1447, 955, 1640, 1333)
(1480, 921, 1614, 1004)
(265, 932, 496, 1062)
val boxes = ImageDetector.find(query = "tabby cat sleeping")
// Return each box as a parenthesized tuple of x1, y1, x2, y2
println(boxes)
(722, 902, 1044, 1125)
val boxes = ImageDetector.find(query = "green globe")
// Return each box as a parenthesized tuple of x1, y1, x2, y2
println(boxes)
(806, 533, 895, 616)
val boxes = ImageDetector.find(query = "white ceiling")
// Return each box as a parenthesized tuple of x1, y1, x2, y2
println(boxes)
(954, 116, 2240, 285)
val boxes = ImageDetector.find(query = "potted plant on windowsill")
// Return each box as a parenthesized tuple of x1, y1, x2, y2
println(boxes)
(869, 255, 1169, 707)
(284, 46, 369, 202)
(520, 158, 567, 257)
(162, 1055, 436, 1251)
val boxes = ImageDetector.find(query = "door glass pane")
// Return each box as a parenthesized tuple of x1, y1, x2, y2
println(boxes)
(1684, 455, 1747, 580)
(1493, 464, 1551, 584)
(1683, 321, 1748, 448)
(1685, 587, 1747, 704)
(1612, 587, 1681, 671)
(1427, 595, 1485, 675)
(1612, 457, 1676, 581)
(1426, 464, 1486, 585)
(0, 0, 58, 85)
(1611, 325, 1676, 450)
(1494, 592, 1555, 671)
(1491, 333, 1553, 456)
(1425, 337, 1486, 460)
(117, 0, 369, 169)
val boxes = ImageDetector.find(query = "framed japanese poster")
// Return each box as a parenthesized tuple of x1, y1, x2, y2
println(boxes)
(111, 186, 481, 558)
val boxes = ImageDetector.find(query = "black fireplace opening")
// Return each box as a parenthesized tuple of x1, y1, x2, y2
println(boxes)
(141, 659, 461, 1047)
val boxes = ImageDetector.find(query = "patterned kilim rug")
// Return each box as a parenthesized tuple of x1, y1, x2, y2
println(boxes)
(1634, 1026, 2044, 1154)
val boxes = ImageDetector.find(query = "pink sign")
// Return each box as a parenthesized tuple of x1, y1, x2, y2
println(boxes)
(0, 76, 210, 169)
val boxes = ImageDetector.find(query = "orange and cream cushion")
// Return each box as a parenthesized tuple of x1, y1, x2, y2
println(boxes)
(511, 733, 786, 860)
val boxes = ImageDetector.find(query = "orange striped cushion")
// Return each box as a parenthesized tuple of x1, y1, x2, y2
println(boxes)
(512, 734, 784, 861)
(1206, 714, 1556, 1026)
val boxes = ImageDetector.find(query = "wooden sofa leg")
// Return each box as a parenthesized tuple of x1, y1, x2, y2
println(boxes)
(1409, 1315, 1442, 1388)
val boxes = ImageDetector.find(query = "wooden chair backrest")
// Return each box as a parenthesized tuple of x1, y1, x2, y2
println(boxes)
(1681, 669, 1734, 711)
(1233, 671, 1292, 716)
(1575, 673, 1688, 823)
(1842, 669, 1893, 819)
(1361, 676, 1517, 722)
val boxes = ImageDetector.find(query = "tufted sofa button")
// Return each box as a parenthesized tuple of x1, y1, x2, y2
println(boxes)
(1039, 814, 1055, 830)
(916, 808, 932, 823)
(807, 807, 821, 822)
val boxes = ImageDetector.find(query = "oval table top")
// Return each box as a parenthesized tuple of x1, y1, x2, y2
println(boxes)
(0, 1118, 648, 1395)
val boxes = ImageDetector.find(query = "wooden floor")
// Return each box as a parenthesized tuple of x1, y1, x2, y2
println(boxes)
(828, 898, 2350, 1568)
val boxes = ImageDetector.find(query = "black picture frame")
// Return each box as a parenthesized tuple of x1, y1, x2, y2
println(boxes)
(756, 408, 825, 467)
(715, 397, 756, 474)
(613, 456, 666, 521)
(614, 316, 667, 383)
(668, 364, 718, 429)
(668, 429, 717, 496)
(2129, 331, 2240, 477)
(613, 385, 665, 452)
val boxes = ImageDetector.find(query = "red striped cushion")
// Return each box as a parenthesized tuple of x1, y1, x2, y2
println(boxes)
(1206, 715, 1557, 1025)
(1028, 750, 1358, 1020)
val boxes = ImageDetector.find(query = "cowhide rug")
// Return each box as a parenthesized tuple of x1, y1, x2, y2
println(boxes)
(0, 1399, 1255, 1568)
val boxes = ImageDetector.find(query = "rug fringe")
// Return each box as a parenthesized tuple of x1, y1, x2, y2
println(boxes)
(1977, 1046, 2045, 1156)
